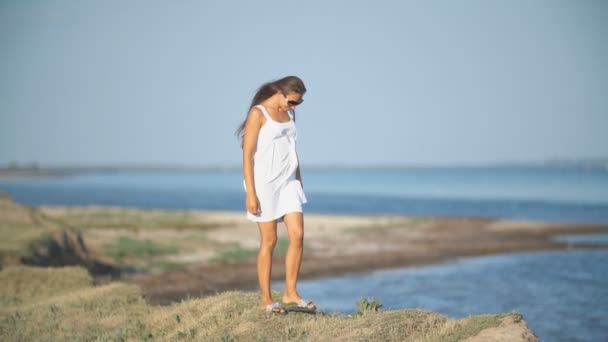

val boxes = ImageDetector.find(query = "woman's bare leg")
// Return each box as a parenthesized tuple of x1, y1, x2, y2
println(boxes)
(257, 219, 278, 308)
(281, 212, 307, 304)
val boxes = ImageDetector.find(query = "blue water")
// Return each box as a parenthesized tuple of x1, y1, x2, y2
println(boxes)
(1, 165, 607, 223)
(553, 233, 608, 245)
(273, 248, 608, 342)
(1, 166, 608, 340)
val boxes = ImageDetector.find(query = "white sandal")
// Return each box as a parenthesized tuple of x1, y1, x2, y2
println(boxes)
(265, 302, 288, 315)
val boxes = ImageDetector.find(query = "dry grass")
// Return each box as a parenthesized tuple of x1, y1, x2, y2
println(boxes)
(0, 194, 230, 272)
(0, 266, 92, 306)
(0, 224, 55, 260)
(0, 194, 61, 264)
(0, 265, 519, 342)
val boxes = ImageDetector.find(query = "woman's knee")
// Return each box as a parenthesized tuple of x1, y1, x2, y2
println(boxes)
(260, 235, 277, 250)
(258, 221, 278, 250)
(288, 230, 304, 248)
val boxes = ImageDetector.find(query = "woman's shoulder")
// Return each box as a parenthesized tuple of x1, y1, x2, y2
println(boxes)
(247, 106, 266, 125)
(249, 105, 268, 117)
(249, 105, 262, 115)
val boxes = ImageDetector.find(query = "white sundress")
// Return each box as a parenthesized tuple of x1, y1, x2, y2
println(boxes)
(242, 104, 308, 223)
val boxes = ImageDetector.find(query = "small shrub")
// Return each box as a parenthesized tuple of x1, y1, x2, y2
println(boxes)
(356, 297, 383, 314)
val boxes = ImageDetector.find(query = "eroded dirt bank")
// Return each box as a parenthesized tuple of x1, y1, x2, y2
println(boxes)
(119, 213, 608, 305)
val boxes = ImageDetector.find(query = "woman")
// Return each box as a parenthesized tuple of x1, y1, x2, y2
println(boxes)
(236, 75, 316, 314)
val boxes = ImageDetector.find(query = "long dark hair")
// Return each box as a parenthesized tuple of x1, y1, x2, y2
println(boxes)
(235, 75, 306, 147)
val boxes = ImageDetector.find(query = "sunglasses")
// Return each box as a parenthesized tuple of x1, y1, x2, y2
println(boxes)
(288, 99, 304, 106)
(284, 95, 304, 107)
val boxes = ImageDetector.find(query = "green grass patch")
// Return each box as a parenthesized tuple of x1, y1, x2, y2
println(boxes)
(105, 237, 179, 263)
(210, 238, 291, 264)
(145, 259, 190, 272)
(209, 245, 258, 264)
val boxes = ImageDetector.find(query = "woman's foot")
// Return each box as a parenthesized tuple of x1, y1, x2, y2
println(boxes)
(282, 294, 317, 311)
(261, 301, 288, 314)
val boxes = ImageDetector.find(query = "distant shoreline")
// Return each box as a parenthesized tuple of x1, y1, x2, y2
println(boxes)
(2, 165, 608, 226)
(1, 158, 607, 179)
(0, 166, 240, 179)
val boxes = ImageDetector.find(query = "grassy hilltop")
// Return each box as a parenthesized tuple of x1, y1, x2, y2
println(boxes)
(0, 265, 536, 341)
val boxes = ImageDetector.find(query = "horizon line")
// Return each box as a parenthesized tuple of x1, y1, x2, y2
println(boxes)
(1, 158, 608, 171)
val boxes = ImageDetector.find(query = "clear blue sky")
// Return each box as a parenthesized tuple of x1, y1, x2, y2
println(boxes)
(1, 0, 607, 167)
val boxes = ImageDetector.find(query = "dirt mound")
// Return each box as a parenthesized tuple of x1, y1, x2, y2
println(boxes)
(0, 192, 130, 277)
(464, 314, 539, 341)
(22, 229, 126, 277)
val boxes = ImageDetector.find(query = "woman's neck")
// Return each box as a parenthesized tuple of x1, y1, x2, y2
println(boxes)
(263, 96, 286, 114)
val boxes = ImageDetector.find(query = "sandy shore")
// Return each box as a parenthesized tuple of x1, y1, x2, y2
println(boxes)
(115, 211, 608, 305)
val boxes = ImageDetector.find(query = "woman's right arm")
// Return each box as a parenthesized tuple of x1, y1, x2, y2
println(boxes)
(243, 106, 264, 215)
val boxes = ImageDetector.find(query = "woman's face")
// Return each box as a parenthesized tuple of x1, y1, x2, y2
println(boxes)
(280, 92, 304, 111)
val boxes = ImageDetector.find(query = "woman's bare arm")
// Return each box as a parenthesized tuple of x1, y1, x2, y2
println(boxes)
(243, 107, 264, 213)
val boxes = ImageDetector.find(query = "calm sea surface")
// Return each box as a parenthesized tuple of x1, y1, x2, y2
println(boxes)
(273, 246, 608, 342)
(1, 165, 607, 341)
(1, 165, 607, 223)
